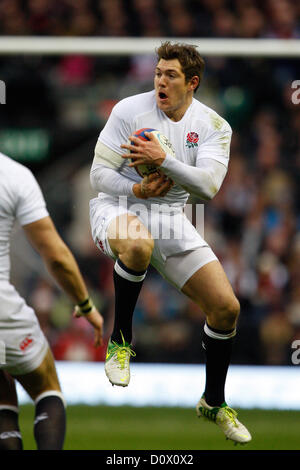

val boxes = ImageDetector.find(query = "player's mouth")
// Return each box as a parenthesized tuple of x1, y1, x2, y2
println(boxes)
(158, 91, 168, 102)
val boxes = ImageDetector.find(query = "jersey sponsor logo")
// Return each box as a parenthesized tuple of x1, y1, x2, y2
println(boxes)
(19, 335, 33, 352)
(186, 132, 199, 148)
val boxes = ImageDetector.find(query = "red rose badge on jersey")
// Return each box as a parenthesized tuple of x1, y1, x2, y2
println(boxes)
(186, 132, 199, 148)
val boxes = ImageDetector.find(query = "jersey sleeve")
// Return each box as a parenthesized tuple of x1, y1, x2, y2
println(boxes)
(15, 168, 49, 226)
(196, 121, 232, 168)
(98, 100, 133, 155)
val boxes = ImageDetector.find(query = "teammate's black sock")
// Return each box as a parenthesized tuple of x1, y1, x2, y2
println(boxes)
(111, 258, 147, 344)
(34, 394, 66, 450)
(0, 408, 23, 450)
(202, 322, 236, 407)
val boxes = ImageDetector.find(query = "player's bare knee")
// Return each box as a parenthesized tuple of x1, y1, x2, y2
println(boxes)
(223, 297, 240, 328)
(209, 297, 240, 330)
(128, 237, 154, 264)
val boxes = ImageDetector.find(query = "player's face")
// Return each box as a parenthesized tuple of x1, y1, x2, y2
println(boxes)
(154, 59, 197, 121)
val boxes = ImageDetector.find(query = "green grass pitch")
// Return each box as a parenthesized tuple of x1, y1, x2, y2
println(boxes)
(19, 405, 300, 450)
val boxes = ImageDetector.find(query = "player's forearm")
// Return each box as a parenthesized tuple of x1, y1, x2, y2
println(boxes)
(160, 155, 227, 200)
(90, 163, 135, 197)
(44, 245, 89, 305)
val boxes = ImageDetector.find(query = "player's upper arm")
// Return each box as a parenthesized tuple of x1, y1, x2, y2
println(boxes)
(197, 119, 232, 168)
(14, 166, 49, 226)
(23, 216, 67, 261)
(98, 100, 133, 156)
(92, 140, 124, 170)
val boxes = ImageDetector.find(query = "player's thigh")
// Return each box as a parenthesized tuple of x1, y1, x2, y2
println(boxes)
(90, 198, 152, 259)
(0, 370, 18, 407)
(13, 347, 61, 401)
(151, 245, 218, 291)
(181, 259, 240, 324)
(107, 213, 153, 257)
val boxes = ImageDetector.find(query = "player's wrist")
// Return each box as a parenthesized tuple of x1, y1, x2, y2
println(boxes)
(159, 152, 172, 169)
(156, 151, 166, 167)
(133, 183, 148, 199)
(75, 296, 94, 316)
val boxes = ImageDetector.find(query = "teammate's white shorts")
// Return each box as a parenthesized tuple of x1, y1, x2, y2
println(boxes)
(0, 280, 49, 376)
(90, 195, 218, 290)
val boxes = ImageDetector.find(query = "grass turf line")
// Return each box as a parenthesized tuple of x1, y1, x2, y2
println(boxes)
(19, 405, 300, 450)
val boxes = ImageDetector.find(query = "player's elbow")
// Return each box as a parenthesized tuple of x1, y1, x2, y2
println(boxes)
(201, 172, 221, 200)
(90, 164, 109, 192)
(193, 181, 219, 201)
(203, 184, 219, 200)
(90, 167, 98, 191)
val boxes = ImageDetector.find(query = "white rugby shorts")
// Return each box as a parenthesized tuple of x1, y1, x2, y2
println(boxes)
(89, 195, 218, 289)
(0, 280, 49, 376)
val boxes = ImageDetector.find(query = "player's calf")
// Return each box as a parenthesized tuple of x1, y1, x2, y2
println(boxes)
(34, 391, 66, 450)
(0, 406, 23, 450)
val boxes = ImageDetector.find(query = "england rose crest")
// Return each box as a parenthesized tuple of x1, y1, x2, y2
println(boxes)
(186, 132, 199, 148)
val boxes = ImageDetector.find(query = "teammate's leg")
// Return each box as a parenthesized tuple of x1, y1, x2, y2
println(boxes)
(14, 347, 66, 450)
(0, 370, 23, 450)
(105, 213, 153, 386)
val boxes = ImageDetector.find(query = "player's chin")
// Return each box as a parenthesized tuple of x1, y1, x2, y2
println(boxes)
(156, 96, 169, 109)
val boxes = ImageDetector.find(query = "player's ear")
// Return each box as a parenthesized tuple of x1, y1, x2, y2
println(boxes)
(189, 76, 199, 92)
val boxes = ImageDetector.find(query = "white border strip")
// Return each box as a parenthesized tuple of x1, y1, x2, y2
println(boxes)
(15, 363, 300, 410)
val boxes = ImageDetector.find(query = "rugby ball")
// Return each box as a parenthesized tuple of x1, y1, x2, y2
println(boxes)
(130, 128, 175, 178)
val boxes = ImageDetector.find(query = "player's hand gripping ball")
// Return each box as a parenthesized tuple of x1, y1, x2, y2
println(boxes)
(129, 128, 176, 177)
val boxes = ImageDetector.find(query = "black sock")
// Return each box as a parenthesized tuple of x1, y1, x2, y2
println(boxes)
(34, 394, 66, 450)
(202, 322, 236, 407)
(0, 408, 23, 450)
(111, 258, 147, 344)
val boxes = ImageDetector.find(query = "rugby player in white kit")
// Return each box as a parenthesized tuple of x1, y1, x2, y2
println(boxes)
(90, 41, 251, 444)
(0, 153, 103, 449)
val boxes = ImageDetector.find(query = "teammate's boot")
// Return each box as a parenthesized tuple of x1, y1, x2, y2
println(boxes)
(196, 395, 252, 445)
(105, 332, 136, 387)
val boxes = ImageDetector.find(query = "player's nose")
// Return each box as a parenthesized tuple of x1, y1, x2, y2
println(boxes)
(157, 74, 167, 86)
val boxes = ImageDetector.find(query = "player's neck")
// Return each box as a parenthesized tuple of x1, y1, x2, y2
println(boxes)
(164, 95, 193, 122)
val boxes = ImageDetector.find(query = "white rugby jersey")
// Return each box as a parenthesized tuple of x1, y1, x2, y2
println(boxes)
(98, 90, 232, 207)
(0, 153, 48, 281)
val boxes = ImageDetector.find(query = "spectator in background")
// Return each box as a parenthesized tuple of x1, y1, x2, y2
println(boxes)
(263, 0, 300, 38)
(97, 0, 130, 36)
(162, 0, 197, 37)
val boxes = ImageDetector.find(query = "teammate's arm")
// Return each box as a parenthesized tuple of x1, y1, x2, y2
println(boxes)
(23, 216, 104, 346)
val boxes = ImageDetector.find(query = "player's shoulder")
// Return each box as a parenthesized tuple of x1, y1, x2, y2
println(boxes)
(0, 152, 35, 187)
(112, 90, 156, 120)
(192, 98, 232, 134)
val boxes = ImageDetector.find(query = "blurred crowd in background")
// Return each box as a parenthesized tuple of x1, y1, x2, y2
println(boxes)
(0, 0, 300, 38)
(0, 0, 300, 367)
